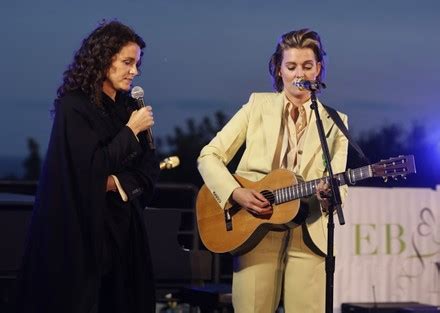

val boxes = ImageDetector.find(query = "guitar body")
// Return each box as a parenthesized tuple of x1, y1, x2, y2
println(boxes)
(196, 168, 301, 255)
(196, 155, 416, 255)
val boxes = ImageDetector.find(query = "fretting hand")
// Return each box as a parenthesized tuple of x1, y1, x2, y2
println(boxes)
(316, 180, 331, 212)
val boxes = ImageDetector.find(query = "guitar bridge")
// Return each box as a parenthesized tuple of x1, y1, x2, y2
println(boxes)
(224, 209, 232, 231)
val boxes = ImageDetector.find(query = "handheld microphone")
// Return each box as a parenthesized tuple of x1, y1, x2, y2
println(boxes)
(293, 79, 326, 91)
(130, 86, 155, 150)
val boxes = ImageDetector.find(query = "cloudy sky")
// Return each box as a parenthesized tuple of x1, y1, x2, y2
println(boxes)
(1, 0, 439, 157)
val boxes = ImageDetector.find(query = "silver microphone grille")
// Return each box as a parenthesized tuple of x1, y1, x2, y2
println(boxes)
(130, 86, 144, 99)
(293, 78, 306, 89)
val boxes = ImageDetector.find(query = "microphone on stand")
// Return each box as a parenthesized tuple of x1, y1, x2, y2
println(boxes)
(293, 78, 326, 91)
(130, 86, 155, 150)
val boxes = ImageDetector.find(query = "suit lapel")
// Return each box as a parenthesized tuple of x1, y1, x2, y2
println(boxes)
(299, 101, 335, 173)
(261, 92, 284, 167)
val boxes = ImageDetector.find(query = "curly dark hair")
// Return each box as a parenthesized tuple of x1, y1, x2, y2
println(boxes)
(269, 28, 326, 92)
(55, 20, 146, 107)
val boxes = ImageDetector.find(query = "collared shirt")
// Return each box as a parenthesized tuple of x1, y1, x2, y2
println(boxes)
(278, 95, 312, 174)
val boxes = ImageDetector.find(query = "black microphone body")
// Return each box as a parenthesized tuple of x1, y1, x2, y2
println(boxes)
(134, 97, 155, 150)
(293, 79, 326, 91)
(130, 86, 155, 150)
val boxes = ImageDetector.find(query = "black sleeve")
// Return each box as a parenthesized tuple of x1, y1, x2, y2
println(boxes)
(106, 126, 144, 172)
(115, 143, 160, 203)
(66, 104, 143, 175)
(63, 94, 159, 204)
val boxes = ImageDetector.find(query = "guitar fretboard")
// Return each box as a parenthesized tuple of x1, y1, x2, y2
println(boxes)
(273, 165, 373, 204)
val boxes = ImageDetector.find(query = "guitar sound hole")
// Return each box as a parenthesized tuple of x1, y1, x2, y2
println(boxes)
(260, 190, 275, 204)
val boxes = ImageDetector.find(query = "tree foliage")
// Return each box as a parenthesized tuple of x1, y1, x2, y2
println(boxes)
(7, 113, 439, 191)
(158, 112, 440, 189)
(22, 137, 41, 181)
(349, 122, 440, 188)
(157, 111, 231, 187)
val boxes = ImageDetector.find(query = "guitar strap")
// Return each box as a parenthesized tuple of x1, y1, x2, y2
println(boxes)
(322, 104, 370, 165)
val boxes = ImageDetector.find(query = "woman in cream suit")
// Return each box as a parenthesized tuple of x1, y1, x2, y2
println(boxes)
(198, 29, 348, 313)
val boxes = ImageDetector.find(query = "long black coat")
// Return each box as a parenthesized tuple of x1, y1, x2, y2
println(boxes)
(16, 90, 159, 313)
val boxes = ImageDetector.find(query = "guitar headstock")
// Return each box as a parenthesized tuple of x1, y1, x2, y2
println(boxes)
(371, 155, 416, 182)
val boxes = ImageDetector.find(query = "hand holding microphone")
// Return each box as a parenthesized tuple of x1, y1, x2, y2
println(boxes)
(126, 106, 154, 134)
(129, 86, 155, 149)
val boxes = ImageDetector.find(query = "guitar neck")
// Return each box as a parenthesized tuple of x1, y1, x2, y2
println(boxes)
(274, 165, 373, 205)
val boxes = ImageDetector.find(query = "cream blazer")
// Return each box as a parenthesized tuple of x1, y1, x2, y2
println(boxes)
(197, 92, 348, 254)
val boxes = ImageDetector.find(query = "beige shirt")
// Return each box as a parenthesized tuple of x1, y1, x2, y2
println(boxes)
(278, 96, 312, 174)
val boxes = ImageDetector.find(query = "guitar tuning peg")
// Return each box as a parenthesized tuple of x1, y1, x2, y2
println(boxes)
(393, 176, 399, 181)
(401, 175, 407, 180)
(383, 177, 388, 183)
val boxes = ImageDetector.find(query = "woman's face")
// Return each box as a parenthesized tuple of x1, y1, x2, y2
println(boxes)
(103, 42, 141, 99)
(279, 47, 321, 103)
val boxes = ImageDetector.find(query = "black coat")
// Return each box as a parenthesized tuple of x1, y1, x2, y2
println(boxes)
(16, 90, 160, 313)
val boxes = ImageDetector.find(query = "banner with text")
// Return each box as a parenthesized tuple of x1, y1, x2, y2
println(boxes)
(334, 186, 440, 309)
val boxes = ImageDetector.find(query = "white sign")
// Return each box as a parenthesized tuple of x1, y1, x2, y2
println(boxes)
(334, 186, 440, 310)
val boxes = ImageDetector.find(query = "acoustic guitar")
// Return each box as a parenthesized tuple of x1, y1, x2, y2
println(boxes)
(196, 155, 416, 255)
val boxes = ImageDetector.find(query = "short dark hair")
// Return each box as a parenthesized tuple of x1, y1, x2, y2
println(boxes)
(55, 20, 146, 107)
(269, 29, 326, 92)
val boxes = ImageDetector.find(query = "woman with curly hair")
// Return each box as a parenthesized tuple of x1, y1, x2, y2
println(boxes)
(16, 20, 159, 313)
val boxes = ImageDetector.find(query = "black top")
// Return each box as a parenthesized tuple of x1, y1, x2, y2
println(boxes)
(16, 90, 160, 313)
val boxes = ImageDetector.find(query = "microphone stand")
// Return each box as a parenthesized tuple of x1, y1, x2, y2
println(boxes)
(309, 88, 345, 313)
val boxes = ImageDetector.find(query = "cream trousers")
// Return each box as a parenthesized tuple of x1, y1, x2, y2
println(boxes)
(232, 225, 326, 313)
